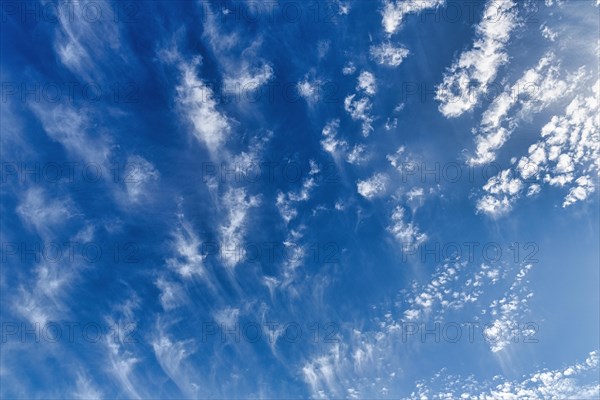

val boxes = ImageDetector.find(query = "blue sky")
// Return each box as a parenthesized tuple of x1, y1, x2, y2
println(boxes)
(1, 0, 599, 398)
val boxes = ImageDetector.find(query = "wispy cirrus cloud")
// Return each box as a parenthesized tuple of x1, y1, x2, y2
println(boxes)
(436, 0, 519, 118)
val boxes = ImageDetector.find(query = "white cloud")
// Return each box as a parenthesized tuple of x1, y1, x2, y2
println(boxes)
(384, 118, 398, 131)
(412, 351, 599, 399)
(53, 0, 123, 81)
(302, 345, 344, 397)
(344, 95, 374, 137)
(540, 23, 558, 41)
(123, 155, 159, 204)
(475, 79, 599, 215)
(386, 146, 407, 170)
(196, 8, 276, 109)
(223, 63, 274, 94)
(402, 262, 466, 321)
(30, 104, 112, 166)
(527, 183, 541, 197)
(276, 192, 298, 224)
(13, 274, 67, 327)
(344, 71, 378, 136)
(73, 373, 102, 400)
(387, 205, 427, 248)
(317, 40, 331, 59)
(482, 170, 523, 196)
(381, 0, 444, 35)
(298, 261, 540, 398)
(213, 306, 240, 329)
(333, 0, 351, 15)
(151, 333, 198, 398)
(563, 176, 595, 207)
(342, 62, 356, 75)
(16, 187, 74, 238)
(167, 214, 207, 279)
(155, 277, 188, 310)
(219, 188, 261, 268)
(394, 260, 510, 325)
(101, 296, 145, 399)
(469, 53, 583, 165)
(357, 173, 388, 199)
(370, 42, 409, 67)
(475, 194, 514, 218)
(105, 337, 142, 399)
(176, 58, 232, 155)
(475, 169, 523, 217)
(357, 71, 377, 95)
(200, 5, 240, 53)
(298, 76, 322, 105)
(484, 263, 535, 352)
(276, 161, 319, 224)
(320, 120, 369, 165)
(321, 119, 347, 156)
(436, 0, 519, 117)
(346, 145, 367, 165)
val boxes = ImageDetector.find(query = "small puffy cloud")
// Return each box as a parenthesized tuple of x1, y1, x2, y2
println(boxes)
(321, 119, 348, 155)
(485, 264, 535, 352)
(276, 192, 298, 224)
(276, 161, 318, 224)
(413, 350, 600, 398)
(344, 95, 374, 137)
(357, 173, 388, 199)
(406, 187, 426, 211)
(540, 23, 558, 41)
(476, 194, 514, 218)
(344, 72, 377, 136)
(297, 76, 322, 104)
(357, 71, 377, 95)
(346, 144, 367, 165)
(370, 42, 409, 67)
(223, 63, 274, 93)
(342, 61, 356, 75)
(527, 184, 542, 197)
(387, 205, 427, 249)
(384, 118, 398, 131)
(482, 170, 523, 196)
(321, 120, 369, 165)
(563, 176, 595, 207)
